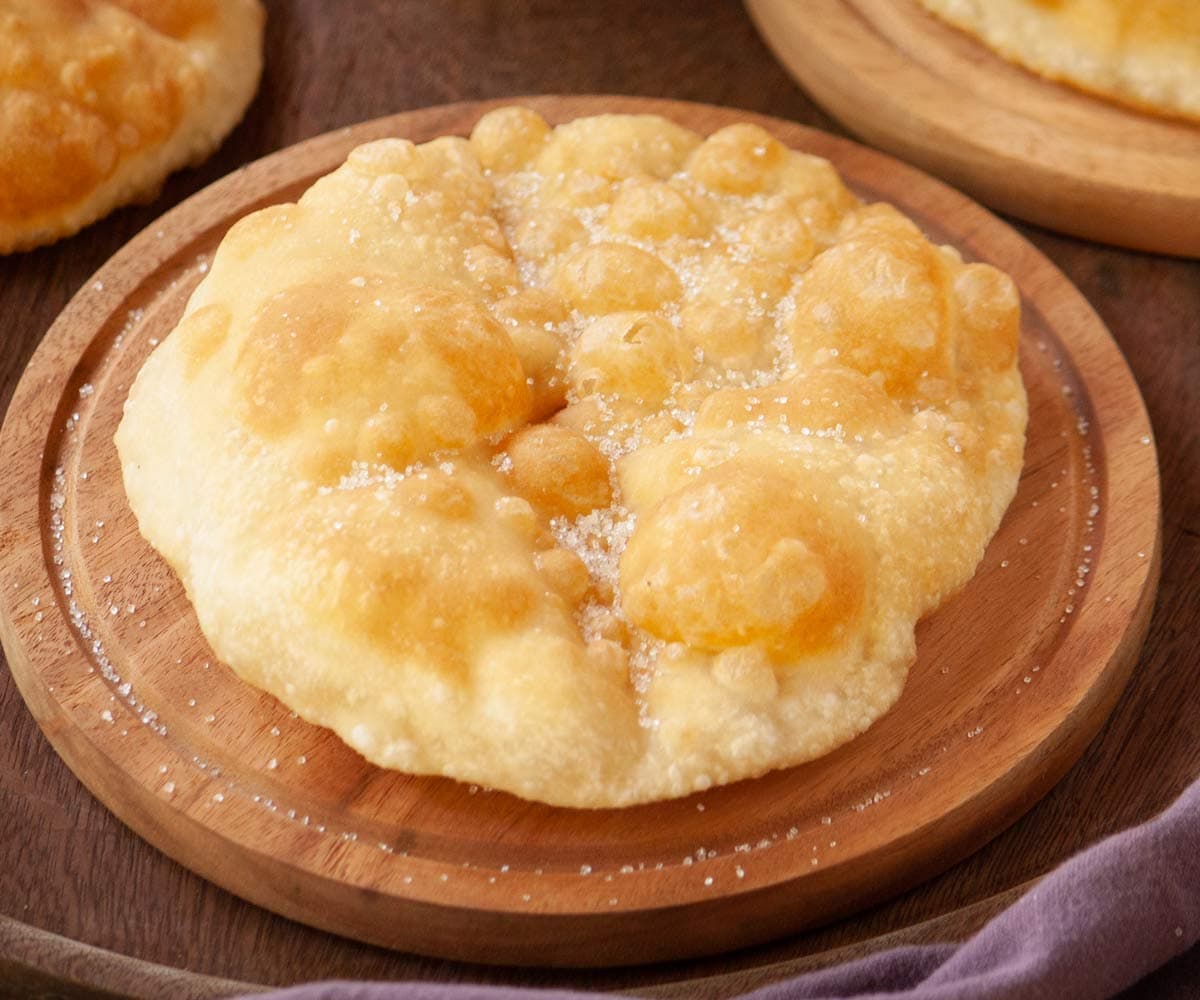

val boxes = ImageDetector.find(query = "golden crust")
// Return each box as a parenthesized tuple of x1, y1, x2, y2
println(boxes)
(918, 0, 1200, 122)
(116, 109, 1027, 807)
(0, 0, 264, 253)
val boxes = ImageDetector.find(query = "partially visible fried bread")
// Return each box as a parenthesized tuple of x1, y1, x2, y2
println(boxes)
(0, 0, 264, 253)
(918, 0, 1200, 122)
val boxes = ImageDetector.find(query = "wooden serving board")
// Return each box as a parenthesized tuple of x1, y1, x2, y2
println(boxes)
(745, 0, 1200, 257)
(0, 96, 1161, 968)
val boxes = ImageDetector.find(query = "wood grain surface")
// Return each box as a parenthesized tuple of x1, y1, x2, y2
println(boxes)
(0, 96, 1159, 968)
(744, 0, 1200, 257)
(0, 1, 1196, 996)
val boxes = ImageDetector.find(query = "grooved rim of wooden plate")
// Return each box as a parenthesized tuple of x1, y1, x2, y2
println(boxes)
(0, 96, 1161, 968)
(745, 0, 1200, 257)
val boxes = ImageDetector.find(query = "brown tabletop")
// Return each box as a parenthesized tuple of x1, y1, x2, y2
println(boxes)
(1, 2, 1198, 998)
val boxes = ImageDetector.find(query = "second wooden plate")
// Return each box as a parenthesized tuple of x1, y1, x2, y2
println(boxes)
(0, 96, 1160, 967)
(746, 0, 1200, 257)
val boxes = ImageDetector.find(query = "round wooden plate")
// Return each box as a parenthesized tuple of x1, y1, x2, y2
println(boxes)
(744, 0, 1200, 257)
(0, 96, 1160, 968)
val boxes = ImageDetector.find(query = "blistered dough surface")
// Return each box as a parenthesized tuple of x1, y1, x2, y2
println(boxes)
(116, 109, 1027, 807)
(0, 0, 264, 252)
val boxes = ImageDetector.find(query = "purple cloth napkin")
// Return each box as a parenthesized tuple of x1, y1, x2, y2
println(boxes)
(236, 778, 1200, 1000)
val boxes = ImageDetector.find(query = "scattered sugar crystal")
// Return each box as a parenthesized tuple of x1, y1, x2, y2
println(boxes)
(853, 790, 891, 812)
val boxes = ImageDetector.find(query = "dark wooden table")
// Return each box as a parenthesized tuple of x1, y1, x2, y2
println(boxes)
(1, 2, 1197, 997)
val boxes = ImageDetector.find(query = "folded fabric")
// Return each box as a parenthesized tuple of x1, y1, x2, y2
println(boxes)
(236, 777, 1200, 1000)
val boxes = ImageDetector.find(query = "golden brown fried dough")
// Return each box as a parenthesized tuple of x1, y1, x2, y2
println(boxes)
(0, 0, 264, 253)
(116, 109, 1026, 807)
(918, 0, 1200, 121)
